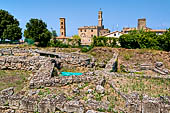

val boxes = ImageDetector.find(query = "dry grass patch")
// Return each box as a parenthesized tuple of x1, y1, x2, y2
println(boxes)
(0, 70, 31, 93)
(88, 47, 115, 64)
(112, 76, 170, 98)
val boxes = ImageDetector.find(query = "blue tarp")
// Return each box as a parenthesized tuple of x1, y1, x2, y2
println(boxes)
(61, 72, 83, 76)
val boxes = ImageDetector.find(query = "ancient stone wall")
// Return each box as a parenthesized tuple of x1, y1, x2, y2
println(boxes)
(125, 92, 170, 113)
(0, 48, 169, 113)
(35, 50, 96, 68)
(0, 56, 47, 71)
(105, 53, 118, 72)
(0, 87, 85, 113)
(0, 48, 37, 56)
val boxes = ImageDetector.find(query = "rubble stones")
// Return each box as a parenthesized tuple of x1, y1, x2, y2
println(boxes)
(153, 68, 167, 75)
(86, 99, 110, 111)
(98, 62, 106, 68)
(88, 89, 93, 94)
(1, 87, 14, 96)
(96, 85, 105, 94)
(0, 56, 48, 71)
(86, 110, 105, 113)
(0, 48, 170, 112)
(155, 62, 163, 67)
(98, 78, 106, 86)
(140, 63, 152, 70)
(36, 50, 96, 68)
(0, 48, 36, 56)
(63, 100, 84, 113)
(105, 53, 118, 71)
(126, 92, 170, 113)
(72, 88, 80, 94)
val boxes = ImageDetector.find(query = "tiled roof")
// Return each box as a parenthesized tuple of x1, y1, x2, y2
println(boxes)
(56, 36, 71, 39)
(102, 31, 123, 36)
(148, 29, 167, 32)
(78, 26, 99, 29)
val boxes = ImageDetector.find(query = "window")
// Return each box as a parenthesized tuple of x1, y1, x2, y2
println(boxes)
(80, 29, 82, 32)
(61, 22, 63, 25)
(62, 32, 63, 35)
(84, 30, 86, 32)
(61, 26, 63, 29)
(91, 29, 93, 32)
(91, 35, 93, 37)
(114, 34, 116, 36)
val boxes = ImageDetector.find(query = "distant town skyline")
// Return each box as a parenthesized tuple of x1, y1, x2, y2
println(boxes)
(0, 0, 170, 37)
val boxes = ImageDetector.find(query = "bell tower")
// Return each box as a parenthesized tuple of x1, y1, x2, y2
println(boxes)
(60, 18, 66, 37)
(98, 10, 103, 28)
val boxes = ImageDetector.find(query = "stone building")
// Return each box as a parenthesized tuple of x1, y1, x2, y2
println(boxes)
(78, 10, 110, 45)
(138, 18, 147, 30)
(122, 18, 166, 35)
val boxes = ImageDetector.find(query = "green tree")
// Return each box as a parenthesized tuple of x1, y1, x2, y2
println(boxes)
(119, 34, 140, 49)
(157, 28, 170, 51)
(2, 24, 22, 41)
(138, 31, 159, 49)
(72, 35, 81, 47)
(51, 28, 57, 38)
(92, 36, 116, 47)
(24, 18, 51, 46)
(0, 9, 22, 42)
(119, 30, 160, 49)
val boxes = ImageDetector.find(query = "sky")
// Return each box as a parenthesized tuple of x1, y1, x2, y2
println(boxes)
(0, 0, 170, 37)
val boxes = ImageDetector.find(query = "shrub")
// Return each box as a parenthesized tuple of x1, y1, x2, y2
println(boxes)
(93, 36, 117, 47)
(81, 45, 93, 52)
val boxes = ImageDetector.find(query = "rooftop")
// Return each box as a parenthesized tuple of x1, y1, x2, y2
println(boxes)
(78, 26, 99, 29)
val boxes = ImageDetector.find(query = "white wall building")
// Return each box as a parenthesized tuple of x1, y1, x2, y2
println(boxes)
(102, 31, 123, 38)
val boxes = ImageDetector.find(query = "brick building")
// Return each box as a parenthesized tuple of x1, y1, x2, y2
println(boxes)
(56, 18, 71, 43)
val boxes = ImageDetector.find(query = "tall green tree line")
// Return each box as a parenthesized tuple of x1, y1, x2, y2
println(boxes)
(119, 29, 170, 51)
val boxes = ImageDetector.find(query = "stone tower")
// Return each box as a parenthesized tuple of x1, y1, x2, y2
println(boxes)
(60, 18, 66, 37)
(138, 18, 146, 30)
(98, 10, 103, 28)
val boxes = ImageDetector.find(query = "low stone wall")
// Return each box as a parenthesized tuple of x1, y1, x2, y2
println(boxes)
(0, 56, 48, 71)
(105, 52, 118, 71)
(125, 92, 170, 113)
(0, 48, 96, 68)
(95, 70, 170, 80)
(0, 48, 37, 56)
(108, 77, 170, 113)
(0, 87, 85, 113)
(35, 50, 96, 68)
(30, 70, 97, 89)
(0, 87, 109, 113)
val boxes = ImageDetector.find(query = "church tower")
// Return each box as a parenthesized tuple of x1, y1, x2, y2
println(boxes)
(98, 10, 103, 28)
(60, 18, 66, 37)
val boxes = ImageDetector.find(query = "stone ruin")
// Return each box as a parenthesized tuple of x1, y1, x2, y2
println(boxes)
(0, 48, 169, 113)
(125, 92, 170, 113)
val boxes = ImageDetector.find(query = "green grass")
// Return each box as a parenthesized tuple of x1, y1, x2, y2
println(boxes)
(0, 70, 31, 93)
